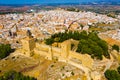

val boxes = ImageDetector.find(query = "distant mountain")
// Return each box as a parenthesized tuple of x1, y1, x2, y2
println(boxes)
(96, 0, 120, 5)
(99, 0, 120, 2)
(82, 0, 120, 5)
(0, 0, 120, 7)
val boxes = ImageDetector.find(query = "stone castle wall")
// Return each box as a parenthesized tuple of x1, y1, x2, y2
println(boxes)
(34, 42, 94, 69)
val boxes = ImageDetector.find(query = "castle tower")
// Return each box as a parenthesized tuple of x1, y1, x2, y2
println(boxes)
(21, 30, 35, 56)
(60, 40, 71, 61)
(21, 37, 35, 56)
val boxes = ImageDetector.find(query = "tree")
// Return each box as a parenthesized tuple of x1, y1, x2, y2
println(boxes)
(112, 44, 119, 52)
(0, 70, 36, 80)
(0, 44, 14, 59)
(97, 40, 110, 58)
(79, 30, 88, 40)
(45, 38, 54, 45)
(88, 32, 100, 41)
(117, 66, 120, 74)
(104, 70, 120, 80)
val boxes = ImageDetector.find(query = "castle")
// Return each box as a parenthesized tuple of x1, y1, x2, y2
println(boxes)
(20, 35, 113, 80)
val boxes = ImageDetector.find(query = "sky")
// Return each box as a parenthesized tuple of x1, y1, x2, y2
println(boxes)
(0, 0, 97, 4)
(0, 0, 119, 4)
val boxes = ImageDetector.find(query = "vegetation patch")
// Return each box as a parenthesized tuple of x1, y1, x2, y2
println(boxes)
(112, 44, 119, 52)
(104, 66, 120, 80)
(45, 31, 110, 60)
(0, 70, 36, 80)
(0, 44, 14, 59)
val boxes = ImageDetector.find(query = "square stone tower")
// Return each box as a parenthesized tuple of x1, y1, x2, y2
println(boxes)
(21, 37, 35, 56)
(60, 40, 71, 60)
